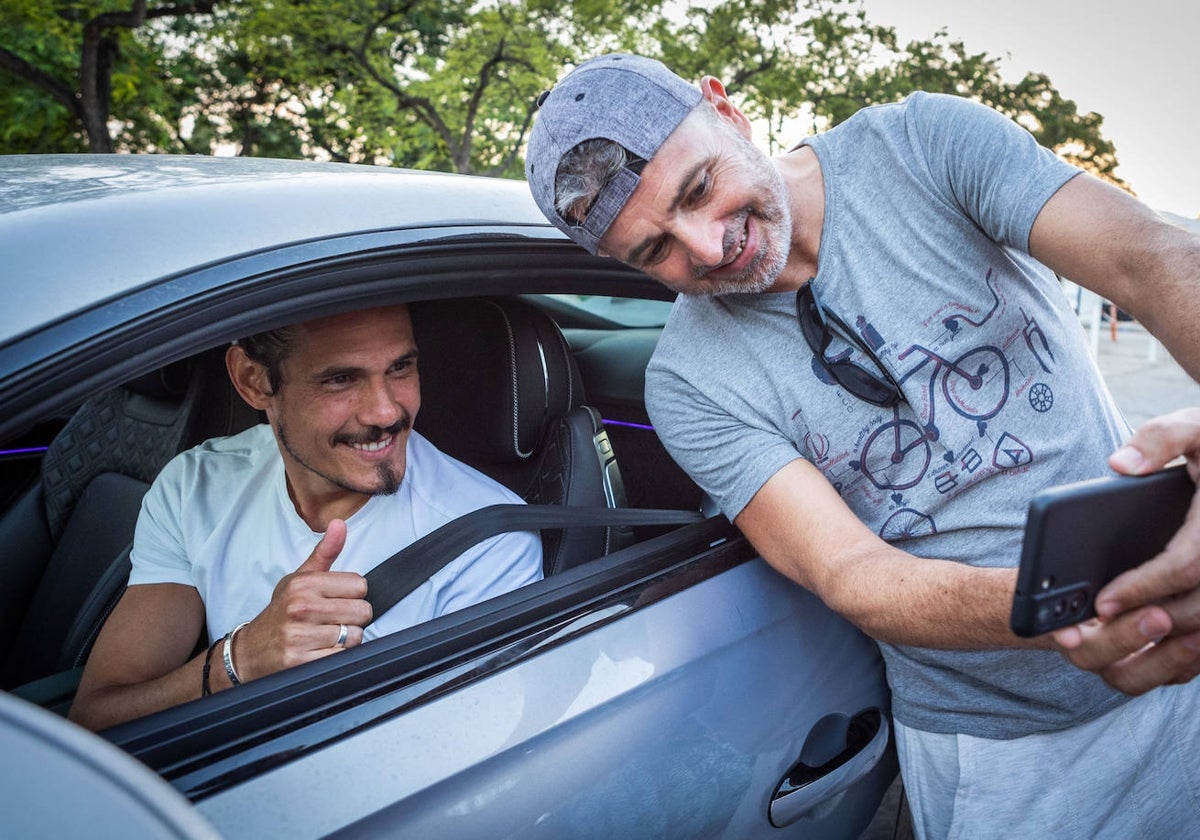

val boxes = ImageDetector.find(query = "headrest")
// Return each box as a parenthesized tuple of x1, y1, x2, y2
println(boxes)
(411, 298, 583, 469)
(122, 358, 194, 401)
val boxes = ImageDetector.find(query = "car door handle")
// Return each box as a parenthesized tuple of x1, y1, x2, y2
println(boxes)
(768, 707, 890, 827)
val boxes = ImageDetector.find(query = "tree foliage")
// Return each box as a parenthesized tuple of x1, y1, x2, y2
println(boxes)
(0, 0, 1126, 189)
(0, 0, 218, 153)
(649, 1, 1123, 187)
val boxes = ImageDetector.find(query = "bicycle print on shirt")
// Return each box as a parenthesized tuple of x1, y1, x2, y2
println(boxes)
(794, 266, 1061, 542)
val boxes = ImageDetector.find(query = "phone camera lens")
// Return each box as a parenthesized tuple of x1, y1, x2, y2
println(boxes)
(1069, 592, 1087, 614)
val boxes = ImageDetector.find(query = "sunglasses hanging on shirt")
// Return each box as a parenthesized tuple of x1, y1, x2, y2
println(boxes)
(795, 280, 904, 408)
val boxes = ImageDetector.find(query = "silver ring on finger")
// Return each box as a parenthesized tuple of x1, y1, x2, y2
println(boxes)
(335, 623, 349, 648)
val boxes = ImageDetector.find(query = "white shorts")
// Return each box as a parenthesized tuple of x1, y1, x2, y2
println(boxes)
(895, 681, 1200, 839)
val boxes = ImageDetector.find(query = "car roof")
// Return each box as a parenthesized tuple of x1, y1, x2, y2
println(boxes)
(0, 154, 562, 343)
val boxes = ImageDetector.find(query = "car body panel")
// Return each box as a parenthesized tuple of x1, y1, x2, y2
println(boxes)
(0, 691, 220, 839)
(0, 155, 549, 344)
(196, 559, 892, 839)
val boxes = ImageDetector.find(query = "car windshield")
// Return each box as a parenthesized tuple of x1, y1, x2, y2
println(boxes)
(545, 294, 674, 327)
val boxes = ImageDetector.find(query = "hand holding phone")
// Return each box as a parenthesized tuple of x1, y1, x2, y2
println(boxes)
(1010, 465, 1196, 637)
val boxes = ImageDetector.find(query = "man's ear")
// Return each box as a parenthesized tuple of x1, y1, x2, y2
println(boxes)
(225, 345, 274, 411)
(699, 76, 753, 139)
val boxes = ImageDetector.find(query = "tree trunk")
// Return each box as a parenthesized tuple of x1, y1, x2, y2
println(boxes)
(79, 28, 118, 153)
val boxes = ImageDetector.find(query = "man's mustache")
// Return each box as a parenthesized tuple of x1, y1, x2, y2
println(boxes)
(335, 415, 411, 446)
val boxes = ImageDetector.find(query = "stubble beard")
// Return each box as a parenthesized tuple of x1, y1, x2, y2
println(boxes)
(686, 161, 792, 298)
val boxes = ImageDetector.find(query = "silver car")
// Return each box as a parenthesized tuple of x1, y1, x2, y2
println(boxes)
(0, 155, 900, 838)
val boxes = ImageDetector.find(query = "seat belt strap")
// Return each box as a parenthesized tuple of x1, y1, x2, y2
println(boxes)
(363, 504, 706, 621)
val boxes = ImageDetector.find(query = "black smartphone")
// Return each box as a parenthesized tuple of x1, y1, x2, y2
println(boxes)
(1010, 464, 1196, 637)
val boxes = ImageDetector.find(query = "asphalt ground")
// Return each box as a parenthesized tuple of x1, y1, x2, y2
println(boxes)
(1093, 320, 1200, 429)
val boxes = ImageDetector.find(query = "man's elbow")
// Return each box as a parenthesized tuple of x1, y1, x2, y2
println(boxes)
(68, 680, 138, 732)
(803, 546, 894, 638)
(66, 690, 106, 731)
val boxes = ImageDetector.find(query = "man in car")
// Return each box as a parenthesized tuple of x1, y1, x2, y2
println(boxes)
(70, 303, 542, 731)
(523, 54, 1200, 836)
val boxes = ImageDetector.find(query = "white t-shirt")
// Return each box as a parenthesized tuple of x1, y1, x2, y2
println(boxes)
(129, 424, 543, 642)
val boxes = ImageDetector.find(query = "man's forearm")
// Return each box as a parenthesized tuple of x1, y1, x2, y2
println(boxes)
(1119, 223, 1200, 381)
(805, 544, 1052, 651)
(69, 642, 235, 731)
(1030, 174, 1200, 381)
(734, 459, 1054, 652)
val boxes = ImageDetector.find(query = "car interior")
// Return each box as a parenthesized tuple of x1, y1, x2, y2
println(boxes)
(0, 293, 708, 720)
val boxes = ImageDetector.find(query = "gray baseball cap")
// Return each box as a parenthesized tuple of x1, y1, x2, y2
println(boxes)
(525, 54, 702, 254)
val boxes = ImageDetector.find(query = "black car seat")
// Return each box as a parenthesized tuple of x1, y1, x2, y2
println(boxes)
(0, 348, 260, 706)
(411, 297, 634, 576)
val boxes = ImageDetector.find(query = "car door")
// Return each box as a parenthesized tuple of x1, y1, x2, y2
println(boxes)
(111, 514, 894, 839)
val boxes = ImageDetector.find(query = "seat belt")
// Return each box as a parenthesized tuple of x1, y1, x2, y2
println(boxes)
(363, 504, 707, 621)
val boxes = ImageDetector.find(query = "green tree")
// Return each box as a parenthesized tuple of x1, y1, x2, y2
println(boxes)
(203, 0, 656, 173)
(174, 0, 464, 159)
(0, 0, 218, 154)
(0, 0, 1126, 194)
(830, 25, 1122, 186)
(648, 0, 1124, 188)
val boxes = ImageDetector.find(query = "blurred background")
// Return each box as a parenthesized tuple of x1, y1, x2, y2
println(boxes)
(2, 0, 1189, 218)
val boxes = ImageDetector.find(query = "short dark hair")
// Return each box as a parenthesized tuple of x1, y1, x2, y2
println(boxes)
(236, 325, 299, 395)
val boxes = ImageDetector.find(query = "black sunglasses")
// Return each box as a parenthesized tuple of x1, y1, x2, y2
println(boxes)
(796, 282, 904, 408)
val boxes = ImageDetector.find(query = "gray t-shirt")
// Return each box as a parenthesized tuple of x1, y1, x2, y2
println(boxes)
(646, 92, 1131, 739)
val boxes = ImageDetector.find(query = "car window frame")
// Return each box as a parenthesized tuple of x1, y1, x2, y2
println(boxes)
(0, 232, 673, 444)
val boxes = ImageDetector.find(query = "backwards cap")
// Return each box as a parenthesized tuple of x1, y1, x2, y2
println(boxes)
(524, 54, 702, 254)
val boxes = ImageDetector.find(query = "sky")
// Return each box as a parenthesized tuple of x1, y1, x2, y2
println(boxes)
(857, 0, 1200, 219)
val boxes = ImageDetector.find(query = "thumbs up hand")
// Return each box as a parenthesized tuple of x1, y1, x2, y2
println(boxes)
(225, 519, 373, 683)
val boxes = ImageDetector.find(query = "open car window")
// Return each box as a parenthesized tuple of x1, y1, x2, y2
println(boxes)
(0, 285, 712, 725)
(542, 294, 675, 328)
